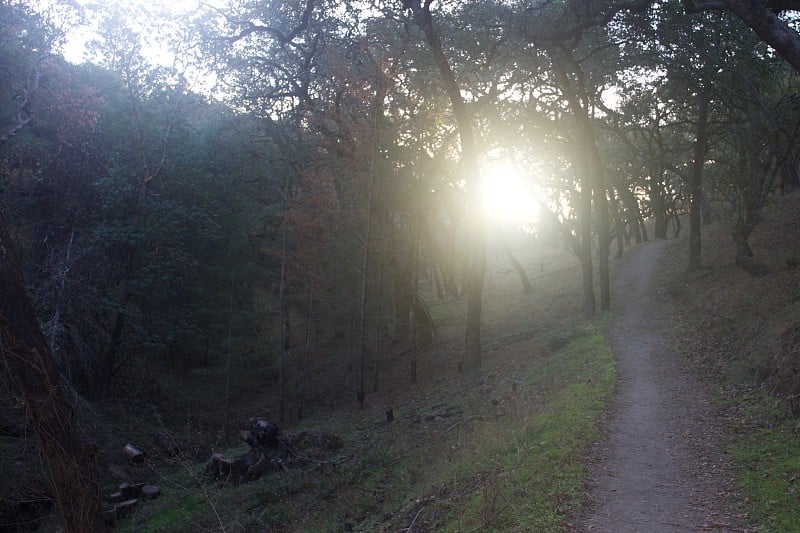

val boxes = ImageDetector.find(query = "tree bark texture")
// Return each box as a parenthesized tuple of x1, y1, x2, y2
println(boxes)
(0, 215, 106, 532)
(409, 1, 485, 374)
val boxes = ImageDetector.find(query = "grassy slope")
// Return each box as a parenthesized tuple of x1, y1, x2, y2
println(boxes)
(117, 190, 800, 532)
(116, 240, 617, 532)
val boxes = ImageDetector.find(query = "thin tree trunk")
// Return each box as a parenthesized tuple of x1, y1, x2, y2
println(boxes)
(689, 85, 710, 271)
(580, 180, 596, 317)
(357, 186, 372, 409)
(224, 291, 233, 440)
(0, 216, 106, 532)
(432, 264, 444, 299)
(373, 258, 384, 393)
(357, 81, 382, 408)
(298, 288, 314, 420)
(277, 214, 288, 423)
(592, 153, 611, 311)
(410, 218, 420, 384)
(651, 172, 668, 239)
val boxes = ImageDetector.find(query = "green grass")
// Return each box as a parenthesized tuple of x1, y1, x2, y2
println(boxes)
(732, 415, 800, 532)
(429, 327, 616, 531)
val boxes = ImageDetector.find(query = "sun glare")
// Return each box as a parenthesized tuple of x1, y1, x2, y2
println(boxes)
(482, 162, 538, 226)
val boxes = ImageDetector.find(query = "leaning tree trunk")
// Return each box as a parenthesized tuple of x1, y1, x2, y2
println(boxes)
(732, 197, 770, 277)
(721, 0, 800, 73)
(500, 234, 532, 294)
(408, 0, 485, 374)
(0, 216, 105, 532)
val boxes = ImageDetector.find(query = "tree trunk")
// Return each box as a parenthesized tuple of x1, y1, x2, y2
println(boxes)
(500, 234, 532, 294)
(410, 219, 419, 384)
(297, 288, 314, 420)
(373, 258, 384, 393)
(224, 291, 233, 440)
(409, 1, 485, 374)
(688, 86, 710, 271)
(592, 154, 611, 311)
(722, 0, 800, 73)
(650, 172, 668, 239)
(548, 45, 599, 316)
(733, 224, 769, 277)
(357, 83, 381, 408)
(392, 241, 412, 343)
(0, 216, 106, 532)
(277, 217, 288, 423)
(356, 192, 372, 408)
(580, 181, 596, 317)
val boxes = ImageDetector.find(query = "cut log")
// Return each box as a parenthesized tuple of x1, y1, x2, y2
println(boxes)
(119, 482, 144, 500)
(204, 452, 245, 482)
(122, 443, 144, 464)
(115, 499, 138, 519)
(141, 485, 161, 500)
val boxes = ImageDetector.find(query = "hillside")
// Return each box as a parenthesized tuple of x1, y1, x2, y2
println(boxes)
(77, 191, 793, 532)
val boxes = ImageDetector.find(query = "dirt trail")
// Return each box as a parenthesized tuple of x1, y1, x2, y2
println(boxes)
(579, 240, 745, 532)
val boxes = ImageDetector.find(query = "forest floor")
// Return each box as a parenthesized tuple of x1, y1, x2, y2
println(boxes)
(578, 239, 750, 532)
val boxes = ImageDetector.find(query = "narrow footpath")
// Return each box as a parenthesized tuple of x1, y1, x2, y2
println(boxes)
(579, 240, 747, 532)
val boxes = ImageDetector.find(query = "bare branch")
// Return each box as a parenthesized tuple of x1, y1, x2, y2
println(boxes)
(215, 0, 316, 47)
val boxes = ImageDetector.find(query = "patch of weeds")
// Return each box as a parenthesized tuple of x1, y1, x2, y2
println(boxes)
(435, 326, 616, 532)
(733, 420, 800, 531)
(120, 491, 205, 532)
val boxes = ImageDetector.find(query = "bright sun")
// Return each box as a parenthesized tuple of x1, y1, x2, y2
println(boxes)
(482, 161, 538, 226)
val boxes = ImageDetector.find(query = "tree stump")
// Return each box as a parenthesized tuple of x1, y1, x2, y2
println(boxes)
(122, 443, 144, 464)
(204, 453, 246, 482)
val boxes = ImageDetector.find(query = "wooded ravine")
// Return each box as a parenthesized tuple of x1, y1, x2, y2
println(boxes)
(1, 0, 799, 531)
